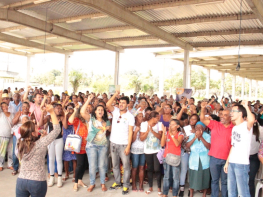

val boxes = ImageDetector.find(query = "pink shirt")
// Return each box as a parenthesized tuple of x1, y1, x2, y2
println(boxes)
(29, 103, 42, 125)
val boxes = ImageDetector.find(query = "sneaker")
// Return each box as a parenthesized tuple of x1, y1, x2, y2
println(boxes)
(48, 176, 55, 187)
(122, 187, 129, 195)
(57, 177, 63, 188)
(109, 182, 122, 190)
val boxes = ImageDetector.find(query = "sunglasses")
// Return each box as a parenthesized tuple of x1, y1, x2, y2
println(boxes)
(117, 116, 122, 123)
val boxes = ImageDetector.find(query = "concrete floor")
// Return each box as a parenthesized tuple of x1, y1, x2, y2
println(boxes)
(0, 164, 205, 197)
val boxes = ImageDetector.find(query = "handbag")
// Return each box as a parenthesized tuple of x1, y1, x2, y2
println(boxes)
(64, 121, 82, 153)
(164, 133, 181, 167)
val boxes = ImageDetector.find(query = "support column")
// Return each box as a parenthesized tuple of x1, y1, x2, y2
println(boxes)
(249, 79, 252, 100)
(159, 59, 165, 96)
(26, 55, 33, 87)
(220, 72, 225, 98)
(241, 77, 245, 99)
(206, 69, 210, 98)
(114, 51, 120, 85)
(255, 80, 258, 100)
(183, 50, 190, 88)
(232, 75, 236, 100)
(63, 53, 71, 91)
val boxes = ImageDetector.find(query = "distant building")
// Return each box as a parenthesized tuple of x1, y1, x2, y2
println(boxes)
(0, 70, 19, 89)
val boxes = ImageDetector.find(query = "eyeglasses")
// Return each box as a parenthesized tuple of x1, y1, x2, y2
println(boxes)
(117, 116, 122, 123)
(231, 110, 240, 113)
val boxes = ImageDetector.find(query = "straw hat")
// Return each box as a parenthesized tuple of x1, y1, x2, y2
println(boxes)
(2, 93, 9, 98)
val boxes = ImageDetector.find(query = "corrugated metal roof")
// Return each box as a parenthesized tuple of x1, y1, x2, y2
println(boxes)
(113, 0, 162, 7)
(85, 29, 148, 39)
(134, 0, 252, 22)
(0, 0, 20, 7)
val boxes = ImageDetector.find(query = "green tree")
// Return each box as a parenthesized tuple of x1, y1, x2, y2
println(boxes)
(125, 70, 142, 93)
(69, 69, 85, 93)
(164, 73, 183, 94)
(91, 75, 113, 93)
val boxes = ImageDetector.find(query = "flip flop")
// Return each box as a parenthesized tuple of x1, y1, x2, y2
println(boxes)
(158, 192, 163, 196)
(145, 190, 152, 194)
(12, 171, 18, 176)
(62, 176, 69, 181)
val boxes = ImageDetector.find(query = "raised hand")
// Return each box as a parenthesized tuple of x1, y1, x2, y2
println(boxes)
(182, 104, 187, 110)
(88, 94, 94, 100)
(63, 109, 69, 116)
(27, 86, 32, 92)
(45, 104, 54, 113)
(115, 90, 120, 95)
(241, 100, 248, 107)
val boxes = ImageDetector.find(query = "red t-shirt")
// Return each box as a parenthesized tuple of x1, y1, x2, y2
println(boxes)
(164, 132, 184, 158)
(208, 120, 233, 160)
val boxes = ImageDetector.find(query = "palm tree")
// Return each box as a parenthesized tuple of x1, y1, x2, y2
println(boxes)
(69, 70, 85, 93)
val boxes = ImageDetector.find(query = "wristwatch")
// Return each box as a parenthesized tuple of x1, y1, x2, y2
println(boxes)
(171, 135, 174, 138)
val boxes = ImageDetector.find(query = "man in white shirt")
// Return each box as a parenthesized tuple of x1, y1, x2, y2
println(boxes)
(224, 100, 255, 197)
(106, 91, 135, 195)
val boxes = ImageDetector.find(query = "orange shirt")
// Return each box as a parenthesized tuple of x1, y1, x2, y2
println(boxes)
(72, 117, 88, 154)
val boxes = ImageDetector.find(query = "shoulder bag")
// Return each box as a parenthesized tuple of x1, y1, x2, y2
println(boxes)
(165, 132, 181, 167)
(64, 121, 82, 153)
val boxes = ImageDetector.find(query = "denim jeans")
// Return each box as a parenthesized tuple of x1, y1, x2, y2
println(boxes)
(210, 156, 228, 197)
(13, 135, 19, 171)
(163, 158, 180, 196)
(110, 142, 130, 188)
(16, 178, 47, 197)
(179, 150, 189, 185)
(228, 162, 250, 197)
(131, 153, 145, 168)
(86, 143, 108, 185)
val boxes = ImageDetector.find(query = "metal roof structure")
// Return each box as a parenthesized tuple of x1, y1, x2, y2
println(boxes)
(0, 0, 262, 80)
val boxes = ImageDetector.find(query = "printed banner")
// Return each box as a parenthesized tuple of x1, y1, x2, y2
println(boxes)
(109, 85, 120, 95)
(176, 88, 192, 101)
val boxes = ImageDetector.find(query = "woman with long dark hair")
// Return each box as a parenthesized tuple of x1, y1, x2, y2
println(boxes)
(80, 94, 110, 192)
(161, 119, 184, 197)
(249, 112, 261, 197)
(16, 104, 60, 197)
(140, 111, 162, 195)
(131, 113, 145, 192)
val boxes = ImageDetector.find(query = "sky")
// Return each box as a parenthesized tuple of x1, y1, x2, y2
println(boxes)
(0, 47, 221, 81)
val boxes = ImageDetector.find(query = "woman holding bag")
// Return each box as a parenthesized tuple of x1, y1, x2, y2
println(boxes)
(69, 103, 89, 192)
(80, 94, 110, 192)
(161, 119, 184, 197)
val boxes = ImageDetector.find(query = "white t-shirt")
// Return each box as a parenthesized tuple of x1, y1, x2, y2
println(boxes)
(131, 126, 144, 154)
(110, 107, 135, 145)
(140, 121, 162, 154)
(229, 121, 252, 165)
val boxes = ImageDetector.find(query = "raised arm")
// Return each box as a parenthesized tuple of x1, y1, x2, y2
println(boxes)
(23, 86, 31, 103)
(80, 94, 93, 121)
(40, 94, 47, 110)
(12, 111, 21, 125)
(62, 109, 69, 129)
(68, 104, 79, 124)
(38, 105, 61, 147)
(160, 124, 167, 147)
(242, 100, 255, 131)
(176, 104, 187, 121)
(200, 102, 211, 126)
(106, 90, 119, 112)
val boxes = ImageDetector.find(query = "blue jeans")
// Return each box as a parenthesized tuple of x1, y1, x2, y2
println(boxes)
(86, 143, 108, 185)
(179, 150, 189, 185)
(163, 158, 180, 196)
(16, 178, 47, 197)
(13, 136, 19, 171)
(131, 153, 145, 168)
(210, 156, 228, 197)
(228, 163, 250, 197)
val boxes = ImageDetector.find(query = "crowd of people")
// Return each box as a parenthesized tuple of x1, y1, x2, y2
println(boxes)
(0, 86, 262, 197)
